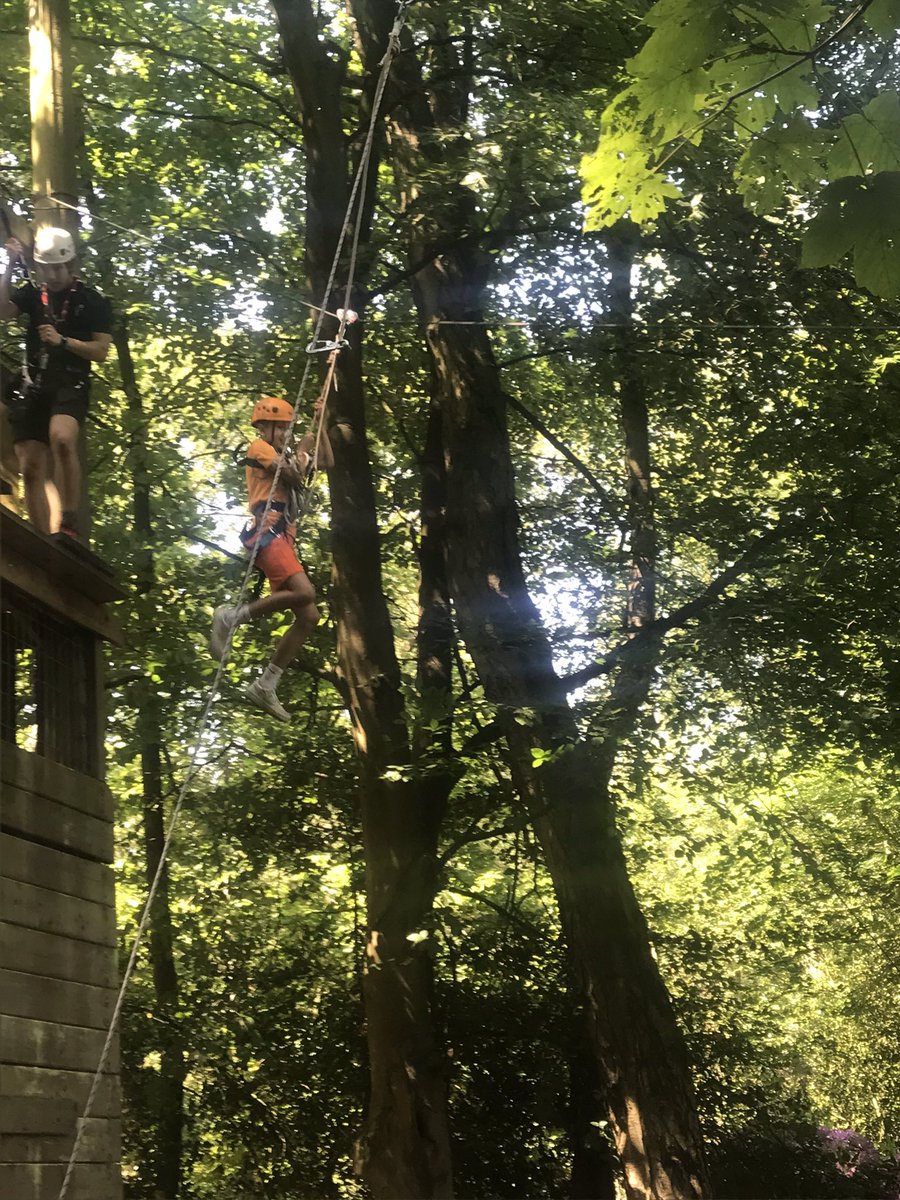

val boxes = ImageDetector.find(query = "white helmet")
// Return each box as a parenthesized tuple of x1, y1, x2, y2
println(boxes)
(33, 227, 76, 264)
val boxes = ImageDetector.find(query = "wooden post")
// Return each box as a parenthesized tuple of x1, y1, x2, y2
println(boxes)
(29, 0, 79, 240)
(28, 0, 90, 537)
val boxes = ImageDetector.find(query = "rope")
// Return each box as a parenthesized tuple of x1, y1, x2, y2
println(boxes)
(55, 3, 414, 1195)
(1, 177, 349, 325)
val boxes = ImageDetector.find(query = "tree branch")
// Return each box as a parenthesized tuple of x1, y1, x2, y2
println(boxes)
(84, 97, 301, 148)
(504, 391, 623, 528)
(562, 512, 804, 693)
(655, 0, 879, 171)
(439, 885, 542, 936)
(71, 33, 300, 124)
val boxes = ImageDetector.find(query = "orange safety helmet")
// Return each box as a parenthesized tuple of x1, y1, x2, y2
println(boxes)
(251, 395, 293, 426)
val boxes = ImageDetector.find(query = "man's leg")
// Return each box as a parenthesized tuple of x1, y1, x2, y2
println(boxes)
(13, 439, 51, 533)
(48, 412, 81, 530)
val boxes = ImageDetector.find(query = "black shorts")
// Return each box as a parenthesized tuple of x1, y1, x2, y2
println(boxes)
(8, 379, 90, 444)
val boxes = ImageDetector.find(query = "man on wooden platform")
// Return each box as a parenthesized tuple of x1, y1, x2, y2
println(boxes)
(0, 228, 112, 541)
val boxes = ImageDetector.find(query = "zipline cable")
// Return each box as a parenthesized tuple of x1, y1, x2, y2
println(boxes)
(55, 3, 415, 1196)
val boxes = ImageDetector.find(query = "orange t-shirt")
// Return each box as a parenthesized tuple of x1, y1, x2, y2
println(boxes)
(244, 437, 297, 540)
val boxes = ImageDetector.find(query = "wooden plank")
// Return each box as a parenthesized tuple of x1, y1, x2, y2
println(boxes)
(1, 879, 116, 948)
(0, 1162, 121, 1200)
(0, 924, 118, 989)
(0, 550, 123, 644)
(1, 969, 116, 1030)
(2, 1117, 121, 1163)
(1, 1066, 119, 1120)
(1, 785, 113, 863)
(1, 743, 113, 819)
(91, 639, 107, 789)
(0, 1095, 76, 1135)
(0, 505, 127, 605)
(0, 834, 115, 907)
(0, 1014, 119, 1073)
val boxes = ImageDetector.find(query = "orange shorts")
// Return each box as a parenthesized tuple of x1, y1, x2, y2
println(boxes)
(255, 534, 305, 593)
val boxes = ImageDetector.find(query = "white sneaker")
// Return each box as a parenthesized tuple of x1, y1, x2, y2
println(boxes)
(244, 679, 290, 723)
(210, 605, 236, 661)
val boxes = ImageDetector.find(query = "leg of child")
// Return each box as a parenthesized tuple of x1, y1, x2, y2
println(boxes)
(210, 570, 317, 662)
(245, 572, 319, 721)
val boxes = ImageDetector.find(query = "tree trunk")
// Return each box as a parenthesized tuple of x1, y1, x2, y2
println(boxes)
(415, 390, 454, 764)
(603, 231, 660, 739)
(352, 5, 711, 1191)
(328, 322, 452, 1200)
(569, 1016, 617, 1200)
(269, 4, 453, 1194)
(116, 319, 185, 1199)
(418, 287, 707, 1198)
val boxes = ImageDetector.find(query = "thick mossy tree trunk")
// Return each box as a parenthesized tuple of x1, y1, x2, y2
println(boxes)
(269, 4, 452, 1195)
(116, 319, 186, 1199)
(349, 4, 711, 1196)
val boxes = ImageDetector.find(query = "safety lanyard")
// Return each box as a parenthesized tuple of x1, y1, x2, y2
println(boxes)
(40, 279, 79, 331)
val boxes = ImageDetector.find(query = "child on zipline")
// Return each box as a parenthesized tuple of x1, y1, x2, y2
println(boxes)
(210, 394, 333, 722)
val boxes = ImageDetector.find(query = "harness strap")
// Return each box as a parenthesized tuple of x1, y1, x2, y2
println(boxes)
(240, 499, 290, 553)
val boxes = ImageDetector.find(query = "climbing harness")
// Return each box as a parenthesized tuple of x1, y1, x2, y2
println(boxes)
(240, 498, 294, 552)
(35, 277, 80, 373)
(39, 278, 79, 330)
(56, 5, 416, 1196)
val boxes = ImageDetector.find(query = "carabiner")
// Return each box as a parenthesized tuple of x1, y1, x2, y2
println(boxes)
(306, 337, 350, 355)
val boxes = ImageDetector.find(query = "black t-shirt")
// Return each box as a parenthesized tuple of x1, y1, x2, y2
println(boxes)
(11, 280, 113, 387)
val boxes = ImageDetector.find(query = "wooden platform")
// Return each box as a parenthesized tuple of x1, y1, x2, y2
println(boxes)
(0, 507, 125, 643)
(1, 743, 122, 1199)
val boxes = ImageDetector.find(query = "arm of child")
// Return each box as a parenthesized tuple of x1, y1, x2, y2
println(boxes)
(299, 394, 335, 471)
(271, 456, 304, 490)
(253, 440, 304, 490)
(296, 426, 335, 472)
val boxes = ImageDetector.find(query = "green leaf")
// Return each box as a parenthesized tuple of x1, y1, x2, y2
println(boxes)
(801, 177, 862, 268)
(865, 0, 900, 36)
(802, 173, 900, 298)
(740, 1, 834, 51)
(828, 92, 900, 180)
(581, 135, 682, 227)
(735, 115, 824, 210)
(854, 228, 900, 300)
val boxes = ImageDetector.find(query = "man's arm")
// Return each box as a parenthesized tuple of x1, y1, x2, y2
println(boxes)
(38, 327, 112, 362)
(0, 239, 24, 321)
(39, 290, 113, 361)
